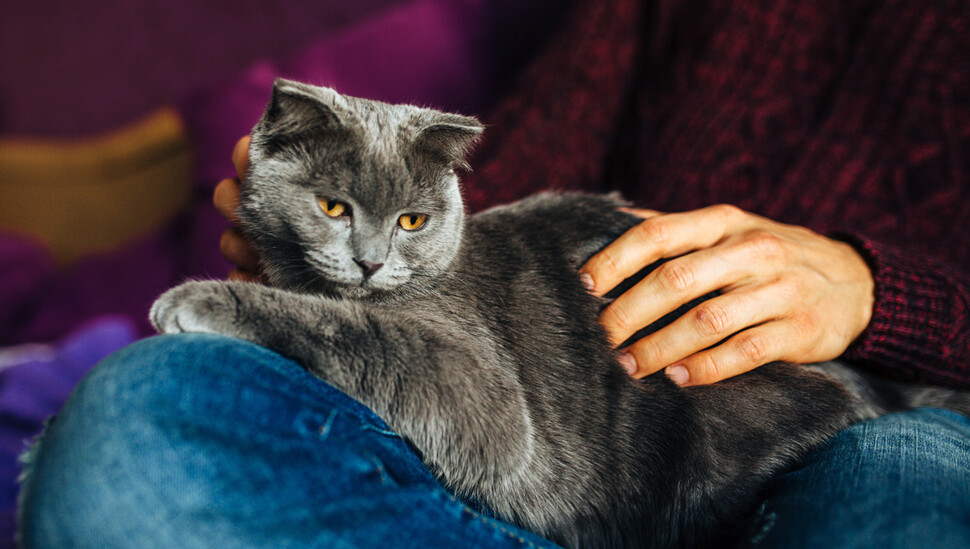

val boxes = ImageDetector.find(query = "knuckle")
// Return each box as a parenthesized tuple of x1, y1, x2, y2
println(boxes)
(711, 203, 743, 222)
(692, 302, 731, 337)
(788, 311, 818, 340)
(632, 338, 667, 370)
(634, 218, 669, 245)
(656, 260, 695, 294)
(773, 276, 802, 301)
(596, 249, 623, 278)
(743, 229, 787, 260)
(789, 225, 816, 241)
(735, 333, 771, 364)
(602, 305, 634, 335)
(695, 353, 723, 383)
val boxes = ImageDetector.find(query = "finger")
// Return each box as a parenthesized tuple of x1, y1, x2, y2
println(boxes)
(580, 204, 750, 296)
(229, 268, 269, 284)
(620, 284, 789, 378)
(663, 321, 794, 386)
(232, 135, 251, 178)
(220, 228, 260, 272)
(228, 268, 258, 282)
(213, 178, 242, 223)
(618, 207, 664, 218)
(599, 237, 763, 346)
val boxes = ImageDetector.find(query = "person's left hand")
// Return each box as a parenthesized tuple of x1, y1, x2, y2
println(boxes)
(579, 204, 875, 387)
(214, 135, 264, 282)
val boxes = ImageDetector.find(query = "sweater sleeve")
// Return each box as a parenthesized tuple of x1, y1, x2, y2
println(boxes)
(460, 0, 641, 212)
(842, 235, 970, 389)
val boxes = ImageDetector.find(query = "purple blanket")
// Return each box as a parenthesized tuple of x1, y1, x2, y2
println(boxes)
(0, 317, 137, 547)
(0, 0, 561, 541)
(1, 0, 560, 346)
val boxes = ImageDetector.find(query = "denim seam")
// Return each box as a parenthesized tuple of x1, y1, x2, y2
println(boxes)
(359, 450, 391, 486)
(746, 501, 778, 545)
(175, 335, 395, 438)
(317, 409, 339, 440)
(236, 347, 395, 432)
(458, 503, 547, 548)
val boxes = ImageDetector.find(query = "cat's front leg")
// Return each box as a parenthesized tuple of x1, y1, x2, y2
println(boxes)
(151, 280, 259, 341)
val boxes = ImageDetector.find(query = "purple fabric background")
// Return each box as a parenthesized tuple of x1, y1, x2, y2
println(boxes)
(0, 317, 137, 548)
(0, 0, 398, 136)
(0, 0, 562, 346)
(0, 0, 563, 542)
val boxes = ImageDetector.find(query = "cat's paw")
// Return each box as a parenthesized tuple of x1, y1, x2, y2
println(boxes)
(150, 281, 242, 336)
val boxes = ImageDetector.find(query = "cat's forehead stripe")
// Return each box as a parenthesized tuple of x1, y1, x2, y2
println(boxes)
(254, 90, 458, 219)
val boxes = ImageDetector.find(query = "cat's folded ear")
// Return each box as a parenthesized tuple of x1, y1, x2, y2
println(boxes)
(257, 79, 346, 140)
(413, 113, 484, 172)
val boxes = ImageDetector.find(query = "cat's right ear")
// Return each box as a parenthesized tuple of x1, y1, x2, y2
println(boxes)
(258, 79, 345, 141)
(412, 113, 485, 172)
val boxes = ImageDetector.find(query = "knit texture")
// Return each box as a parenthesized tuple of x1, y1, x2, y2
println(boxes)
(464, 0, 970, 388)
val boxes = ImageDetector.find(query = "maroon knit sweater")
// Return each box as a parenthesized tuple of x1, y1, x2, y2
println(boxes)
(463, 0, 970, 389)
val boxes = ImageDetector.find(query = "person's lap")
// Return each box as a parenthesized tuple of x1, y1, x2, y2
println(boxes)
(17, 334, 555, 549)
(17, 334, 970, 548)
(736, 406, 970, 548)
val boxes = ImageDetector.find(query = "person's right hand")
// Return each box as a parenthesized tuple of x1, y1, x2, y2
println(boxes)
(214, 135, 264, 282)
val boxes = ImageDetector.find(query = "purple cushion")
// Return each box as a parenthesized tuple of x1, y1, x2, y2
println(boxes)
(181, 0, 507, 188)
(0, 0, 402, 136)
(0, 316, 138, 545)
(0, 1, 560, 540)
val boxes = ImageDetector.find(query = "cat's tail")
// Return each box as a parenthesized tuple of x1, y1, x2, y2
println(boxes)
(808, 361, 970, 418)
(888, 382, 970, 415)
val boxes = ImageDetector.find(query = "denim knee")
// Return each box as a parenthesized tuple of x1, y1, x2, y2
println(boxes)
(18, 334, 368, 548)
(739, 408, 970, 549)
(17, 334, 556, 549)
(17, 334, 253, 548)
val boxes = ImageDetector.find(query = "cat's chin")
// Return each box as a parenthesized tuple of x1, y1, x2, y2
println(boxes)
(329, 278, 408, 300)
(269, 271, 405, 299)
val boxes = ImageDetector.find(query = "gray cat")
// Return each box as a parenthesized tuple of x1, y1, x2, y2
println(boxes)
(151, 79, 969, 548)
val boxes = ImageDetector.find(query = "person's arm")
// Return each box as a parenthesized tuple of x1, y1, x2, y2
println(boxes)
(580, 205, 970, 390)
(458, 0, 641, 212)
(841, 235, 970, 389)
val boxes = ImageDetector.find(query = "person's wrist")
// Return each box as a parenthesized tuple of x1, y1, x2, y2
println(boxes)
(844, 241, 876, 341)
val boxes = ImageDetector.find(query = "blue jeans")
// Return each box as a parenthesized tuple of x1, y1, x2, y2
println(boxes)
(17, 335, 970, 548)
(736, 407, 970, 548)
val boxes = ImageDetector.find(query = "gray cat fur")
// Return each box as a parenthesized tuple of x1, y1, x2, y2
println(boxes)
(151, 79, 970, 548)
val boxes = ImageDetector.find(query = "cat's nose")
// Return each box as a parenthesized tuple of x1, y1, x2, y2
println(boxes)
(354, 259, 384, 277)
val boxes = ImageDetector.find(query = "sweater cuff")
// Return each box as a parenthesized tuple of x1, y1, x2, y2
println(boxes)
(838, 235, 968, 387)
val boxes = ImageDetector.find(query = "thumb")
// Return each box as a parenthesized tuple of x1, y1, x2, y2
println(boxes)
(232, 135, 251, 179)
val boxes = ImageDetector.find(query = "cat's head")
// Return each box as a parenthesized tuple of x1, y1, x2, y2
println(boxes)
(241, 79, 483, 298)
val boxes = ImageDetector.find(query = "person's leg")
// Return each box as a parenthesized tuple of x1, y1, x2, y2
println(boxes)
(737, 408, 970, 549)
(18, 333, 558, 549)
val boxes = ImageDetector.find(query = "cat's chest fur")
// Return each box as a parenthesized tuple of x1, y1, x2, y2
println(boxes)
(403, 195, 631, 373)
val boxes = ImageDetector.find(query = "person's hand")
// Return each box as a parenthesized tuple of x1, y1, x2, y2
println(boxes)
(213, 135, 263, 282)
(580, 204, 875, 387)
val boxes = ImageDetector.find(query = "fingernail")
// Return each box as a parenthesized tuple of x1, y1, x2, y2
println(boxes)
(618, 353, 637, 375)
(666, 365, 689, 386)
(579, 272, 594, 292)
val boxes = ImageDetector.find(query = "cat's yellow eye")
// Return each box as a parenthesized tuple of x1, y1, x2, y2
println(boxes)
(399, 214, 427, 231)
(318, 198, 348, 218)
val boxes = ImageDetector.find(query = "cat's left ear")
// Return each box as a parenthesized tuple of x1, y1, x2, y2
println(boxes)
(413, 113, 484, 171)
(262, 79, 347, 134)
(252, 79, 350, 159)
